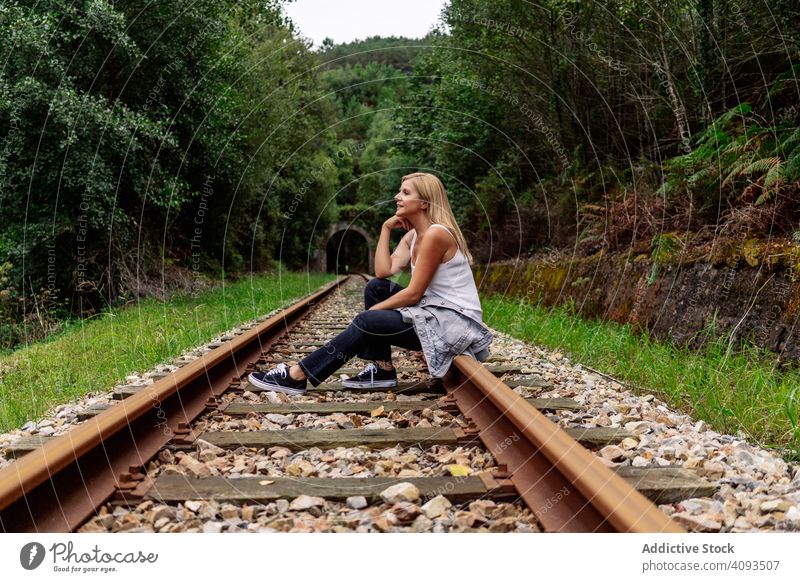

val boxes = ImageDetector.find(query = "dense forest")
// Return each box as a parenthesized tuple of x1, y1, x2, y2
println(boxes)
(0, 0, 339, 346)
(1, 0, 799, 349)
(396, 0, 800, 260)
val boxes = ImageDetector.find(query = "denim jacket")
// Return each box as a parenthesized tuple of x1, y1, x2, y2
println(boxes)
(397, 292, 493, 378)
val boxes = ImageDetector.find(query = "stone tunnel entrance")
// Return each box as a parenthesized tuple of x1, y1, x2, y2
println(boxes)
(322, 223, 373, 274)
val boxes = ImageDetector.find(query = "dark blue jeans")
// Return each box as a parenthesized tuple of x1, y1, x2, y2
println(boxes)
(297, 277, 422, 386)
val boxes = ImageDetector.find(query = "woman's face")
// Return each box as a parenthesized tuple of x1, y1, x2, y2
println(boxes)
(394, 179, 426, 218)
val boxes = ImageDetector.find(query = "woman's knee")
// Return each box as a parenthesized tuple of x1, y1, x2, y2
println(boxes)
(352, 309, 395, 334)
(352, 310, 375, 331)
(365, 277, 389, 296)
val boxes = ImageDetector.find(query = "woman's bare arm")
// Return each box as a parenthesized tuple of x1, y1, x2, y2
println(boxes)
(369, 228, 450, 310)
(375, 222, 412, 278)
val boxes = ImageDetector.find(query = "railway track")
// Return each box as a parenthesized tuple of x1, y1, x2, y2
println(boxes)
(0, 274, 716, 533)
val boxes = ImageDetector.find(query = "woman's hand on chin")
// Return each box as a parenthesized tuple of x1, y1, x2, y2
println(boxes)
(383, 216, 411, 231)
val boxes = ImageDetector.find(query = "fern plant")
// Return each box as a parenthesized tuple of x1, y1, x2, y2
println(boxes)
(780, 127, 800, 181)
(659, 102, 799, 207)
(657, 103, 750, 198)
(720, 128, 787, 205)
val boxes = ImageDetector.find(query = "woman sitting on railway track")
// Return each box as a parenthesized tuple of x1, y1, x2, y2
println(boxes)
(248, 172, 493, 394)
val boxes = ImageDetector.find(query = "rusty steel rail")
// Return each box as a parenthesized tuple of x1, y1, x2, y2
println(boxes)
(445, 355, 684, 533)
(0, 276, 347, 532)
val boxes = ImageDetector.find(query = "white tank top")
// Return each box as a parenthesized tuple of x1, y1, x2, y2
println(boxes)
(410, 224, 483, 323)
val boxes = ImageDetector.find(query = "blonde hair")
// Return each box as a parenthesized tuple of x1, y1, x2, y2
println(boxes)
(401, 172, 474, 264)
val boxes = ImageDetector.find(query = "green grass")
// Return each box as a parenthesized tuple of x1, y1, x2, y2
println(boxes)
(482, 295, 800, 460)
(389, 270, 411, 287)
(0, 272, 336, 432)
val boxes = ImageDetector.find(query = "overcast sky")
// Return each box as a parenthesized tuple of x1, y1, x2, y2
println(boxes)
(283, 0, 448, 46)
